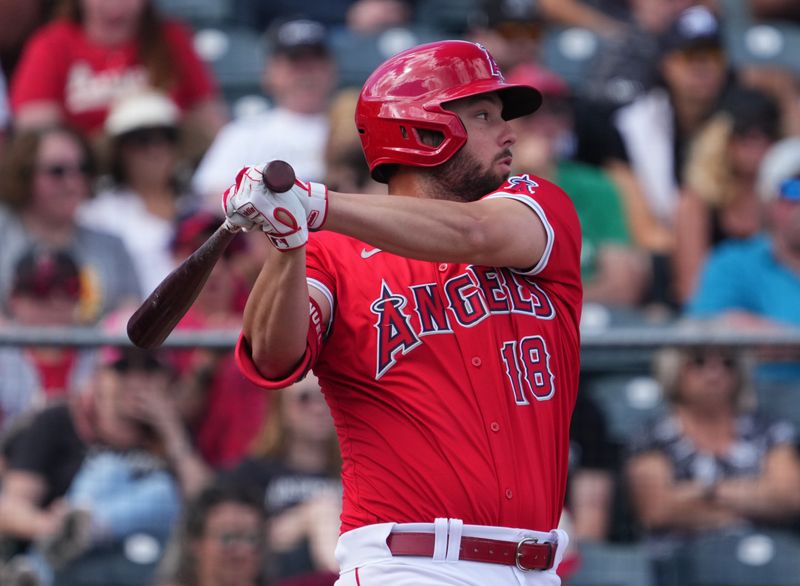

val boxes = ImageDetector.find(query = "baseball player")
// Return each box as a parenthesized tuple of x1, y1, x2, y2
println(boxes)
(222, 40, 582, 585)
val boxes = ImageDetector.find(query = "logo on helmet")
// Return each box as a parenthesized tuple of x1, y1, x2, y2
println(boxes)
(476, 43, 504, 81)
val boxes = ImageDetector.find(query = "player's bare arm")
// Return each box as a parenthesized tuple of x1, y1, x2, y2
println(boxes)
(324, 191, 548, 270)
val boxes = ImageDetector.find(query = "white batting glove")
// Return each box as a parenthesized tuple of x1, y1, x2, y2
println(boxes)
(222, 166, 309, 251)
(292, 178, 329, 231)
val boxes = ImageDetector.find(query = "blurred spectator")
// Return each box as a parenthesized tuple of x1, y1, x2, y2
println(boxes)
(9, 0, 226, 146)
(170, 211, 269, 470)
(568, 379, 621, 543)
(582, 0, 695, 108)
(749, 0, 800, 21)
(509, 63, 650, 307)
(738, 64, 800, 138)
(0, 247, 95, 433)
(0, 0, 51, 78)
(78, 90, 194, 296)
(0, 125, 141, 321)
(323, 88, 384, 194)
(157, 482, 268, 586)
(192, 18, 336, 207)
(626, 346, 800, 582)
(614, 6, 729, 230)
(0, 66, 8, 156)
(673, 87, 782, 304)
(537, 0, 629, 39)
(466, 0, 543, 73)
(221, 374, 340, 584)
(346, 0, 413, 35)
(0, 346, 210, 584)
(687, 137, 800, 329)
(231, 0, 356, 31)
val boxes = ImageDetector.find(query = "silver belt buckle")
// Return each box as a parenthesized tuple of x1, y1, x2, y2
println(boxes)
(515, 537, 539, 571)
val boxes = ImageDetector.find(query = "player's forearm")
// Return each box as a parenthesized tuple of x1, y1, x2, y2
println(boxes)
(325, 191, 543, 268)
(242, 246, 310, 378)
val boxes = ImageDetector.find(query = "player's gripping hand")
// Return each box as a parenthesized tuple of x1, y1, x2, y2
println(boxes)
(222, 166, 309, 251)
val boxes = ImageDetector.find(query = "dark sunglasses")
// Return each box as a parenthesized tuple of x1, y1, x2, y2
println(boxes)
(212, 531, 262, 549)
(37, 162, 91, 179)
(687, 353, 736, 369)
(121, 128, 178, 148)
(779, 178, 800, 202)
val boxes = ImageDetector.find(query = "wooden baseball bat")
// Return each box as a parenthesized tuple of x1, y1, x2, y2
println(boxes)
(127, 160, 296, 349)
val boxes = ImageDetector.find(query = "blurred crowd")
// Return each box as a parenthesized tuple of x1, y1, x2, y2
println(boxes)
(1, 0, 800, 585)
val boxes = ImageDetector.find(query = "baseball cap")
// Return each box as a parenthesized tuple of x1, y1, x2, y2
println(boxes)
(756, 137, 800, 202)
(720, 86, 780, 140)
(268, 18, 330, 59)
(105, 90, 181, 138)
(660, 6, 722, 55)
(11, 247, 82, 300)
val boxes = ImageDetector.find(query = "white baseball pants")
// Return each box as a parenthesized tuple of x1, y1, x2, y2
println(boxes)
(334, 518, 568, 586)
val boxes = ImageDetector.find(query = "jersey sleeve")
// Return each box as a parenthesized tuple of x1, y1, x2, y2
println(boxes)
(484, 174, 582, 287)
(10, 24, 69, 110)
(234, 234, 337, 389)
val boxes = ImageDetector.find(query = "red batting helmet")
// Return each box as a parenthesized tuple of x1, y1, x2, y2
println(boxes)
(355, 40, 543, 183)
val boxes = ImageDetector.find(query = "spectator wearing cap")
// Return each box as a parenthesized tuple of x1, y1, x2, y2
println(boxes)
(168, 211, 269, 470)
(508, 63, 650, 308)
(78, 90, 196, 296)
(0, 125, 141, 321)
(0, 247, 95, 434)
(688, 137, 800, 330)
(576, 5, 731, 310)
(192, 18, 337, 208)
(673, 87, 782, 304)
(0, 344, 210, 585)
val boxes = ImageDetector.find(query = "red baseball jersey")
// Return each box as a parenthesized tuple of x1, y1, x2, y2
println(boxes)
(237, 174, 583, 533)
(11, 20, 217, 135)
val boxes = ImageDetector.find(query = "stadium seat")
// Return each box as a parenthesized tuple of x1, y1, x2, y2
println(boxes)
(330, 26, 444, 88)
(584, 373, 666, 444)
(753, 378, 800, 430)
(718, 0, 800, 74)
(679, 530, 800, 586)
(540, 27, 606, 92)
(193, 27, 265, 105)
(413, 0, 484, 35)
(570, 542, 656, 586)
(155, 0, 232, 28)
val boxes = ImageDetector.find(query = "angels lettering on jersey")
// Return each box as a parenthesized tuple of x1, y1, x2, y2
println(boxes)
(370, 174, 554, 384)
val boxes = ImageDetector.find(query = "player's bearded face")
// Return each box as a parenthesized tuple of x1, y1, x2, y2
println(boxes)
(428, 146, 511, 203)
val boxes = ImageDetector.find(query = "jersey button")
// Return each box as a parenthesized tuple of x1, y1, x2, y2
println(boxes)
(490, 422, 500, 432)
(505, 489, 513, 499)
(471, 357, 482, 367)
(438, 263, 448, 272)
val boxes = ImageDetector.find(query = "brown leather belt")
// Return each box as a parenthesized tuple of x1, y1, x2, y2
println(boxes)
(386, 532, 555, 571)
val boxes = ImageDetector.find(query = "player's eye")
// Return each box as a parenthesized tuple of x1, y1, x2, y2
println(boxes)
(476, 111, 489, 121)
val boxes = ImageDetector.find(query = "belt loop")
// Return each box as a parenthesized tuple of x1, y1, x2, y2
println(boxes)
(432, 518, 448, 561)
(446, 518, 463, 561)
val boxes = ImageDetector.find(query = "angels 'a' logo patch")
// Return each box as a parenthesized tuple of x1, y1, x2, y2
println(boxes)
(507, 174, 539, 194)
(476, 43, 503, 80)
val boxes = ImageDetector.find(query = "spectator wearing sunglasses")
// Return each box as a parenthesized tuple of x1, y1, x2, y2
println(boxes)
(625, 346, 800, 581)
(156, 482, 268, 586)
(0, 247, 97, 435)
(687, 137, 800, 330)
(78, 90, 196, 296)
(0, 125, 140, 322)
(220, 374, 341, 585)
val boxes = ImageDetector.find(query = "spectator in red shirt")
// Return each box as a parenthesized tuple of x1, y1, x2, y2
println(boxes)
(9, 0, 226, 147)
(170, 211, 269, 469)
(0, 246, 95, 433)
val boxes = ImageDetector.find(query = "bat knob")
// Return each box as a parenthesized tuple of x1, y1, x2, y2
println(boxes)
(263, 160, 296, 193)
